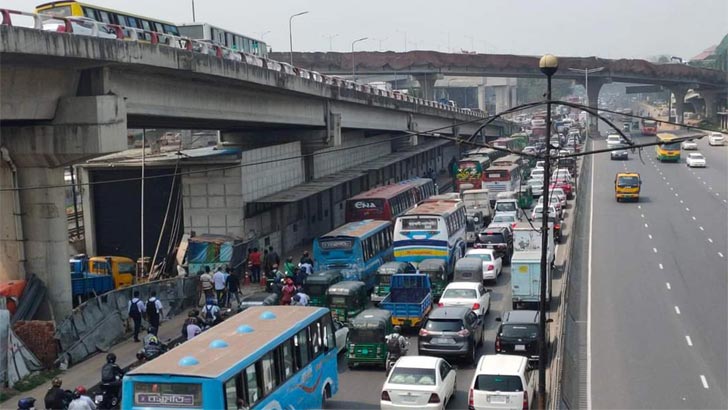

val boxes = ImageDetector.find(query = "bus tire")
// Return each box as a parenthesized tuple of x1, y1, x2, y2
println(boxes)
(321, 384, 331, 408)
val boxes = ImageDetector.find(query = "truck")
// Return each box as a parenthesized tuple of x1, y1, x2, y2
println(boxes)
(462, 189, 493, 226)
(512, 223, 554, 268)
(510, 251, 552, 310)
(379, 273, 432, 329)
(69, 255, 135, 304)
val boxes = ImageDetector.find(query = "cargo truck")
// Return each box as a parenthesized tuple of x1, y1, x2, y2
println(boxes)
(510, 251, 552, 310)
(379, 273, 432, 328)
(512, 223, 554, 268)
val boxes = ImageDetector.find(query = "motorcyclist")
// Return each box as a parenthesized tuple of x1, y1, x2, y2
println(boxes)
(44, 377, 66, 410)
(201, 297, 222, 327)
(18, 397, 36, 410)
(68, 386, 95, 410)
(385, 326, 408, 368)
(283, 256, 297, 278)
(100, 353, 124, 402)
(138, 328, 167, 361)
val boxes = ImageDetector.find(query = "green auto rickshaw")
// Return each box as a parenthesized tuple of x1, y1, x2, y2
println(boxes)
(417, 259, 449, 301)
(326, 281, 368, 323)
(372, 261, 416, 304)
(347, 308, 393, 369)
(303, 270, 342, 306)
(518, 184, 534, 209)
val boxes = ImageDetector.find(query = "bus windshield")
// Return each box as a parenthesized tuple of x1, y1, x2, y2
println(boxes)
(617, 176, 640, 187)
(662, 141, 680, 150)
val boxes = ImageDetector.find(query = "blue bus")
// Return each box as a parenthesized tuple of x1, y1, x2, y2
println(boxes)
(122, 306, 339, 409)
(313, 220, 393, 291)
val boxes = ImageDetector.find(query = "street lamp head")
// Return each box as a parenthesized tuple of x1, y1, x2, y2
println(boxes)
(292, 11, 309, 17)
(539, 54, 559, 76)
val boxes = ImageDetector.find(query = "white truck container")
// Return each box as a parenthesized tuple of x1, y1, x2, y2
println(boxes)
(512, 222, 555, 268)
(510, 250, 552, 310)
(462, 189, 493, 225)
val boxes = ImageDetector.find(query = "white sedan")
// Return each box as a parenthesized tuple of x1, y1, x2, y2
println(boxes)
(681, 140, 698, 150)
(708, 133, 725, 146)
(489, 213, 518, 230)
(439, 282, 492, 316)
(333, 320, 349, 354)
(686, 153, 706, 168)
(380, 356, 457, 410)
(464, 248, 503, 280)
(532, 204, 558, 221)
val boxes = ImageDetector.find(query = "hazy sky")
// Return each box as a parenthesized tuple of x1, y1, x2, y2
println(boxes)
(13, 0, 727, 59)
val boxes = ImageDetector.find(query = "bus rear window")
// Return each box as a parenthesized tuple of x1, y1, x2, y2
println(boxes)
(134, 382, 202, 407)
(42, 5, 72, 16)
(401, 218, 438, 230)
(485, 171, 508, 179)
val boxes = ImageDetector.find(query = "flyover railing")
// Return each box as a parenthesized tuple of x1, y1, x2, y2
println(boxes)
(0, 8, 487, 119)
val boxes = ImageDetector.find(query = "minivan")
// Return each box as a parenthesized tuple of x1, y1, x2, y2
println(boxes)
(468, 354, 536, 410)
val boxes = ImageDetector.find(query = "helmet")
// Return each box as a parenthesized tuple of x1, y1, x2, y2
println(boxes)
(106, 353, 116, 364)
(51, 377, 62, 387)
(17, 397, 35, 410)
(74, 386, 86, 398)
(393, 326, 402, 333)
(188, 309, 198, 317)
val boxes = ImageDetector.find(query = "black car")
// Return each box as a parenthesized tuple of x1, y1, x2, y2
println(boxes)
(495, 310, 551, 364)
(610, 148, 629, 160)
(418, 306, 484, 364)
(476, 226, 514, 264)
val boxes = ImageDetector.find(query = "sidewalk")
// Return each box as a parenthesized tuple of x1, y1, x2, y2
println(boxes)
(1, 283, 264, 408)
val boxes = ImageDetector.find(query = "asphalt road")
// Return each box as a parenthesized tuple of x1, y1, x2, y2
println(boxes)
(589, 133, 728, 409)
(329, 193, 577, 409)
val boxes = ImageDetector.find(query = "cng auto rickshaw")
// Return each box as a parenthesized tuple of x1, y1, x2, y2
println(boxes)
(303, 270, 342, 306)
(518, 184, 534, 209)
(372, 261, 416, 304)
(326, 280, 368, 323)
(454, 257, 485, 283)
(417, 259, 449, 301)
(347, 308, 393, 369)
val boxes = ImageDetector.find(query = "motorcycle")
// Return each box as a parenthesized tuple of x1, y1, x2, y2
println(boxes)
(94, 383, 120, 409)
(385, 338, 410, 374)
(135, 338, 171, 363)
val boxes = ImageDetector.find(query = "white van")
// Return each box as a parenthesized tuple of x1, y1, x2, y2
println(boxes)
(468, 354, 536, 410)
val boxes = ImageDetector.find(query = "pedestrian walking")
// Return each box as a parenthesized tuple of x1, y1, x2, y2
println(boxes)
(213, 266, 227, 304)
(146, 291, 163, 332)
(262, 249, 270, 278)
(226, 267, 241, 308)
(199, 266, 214, 306)
(128, 291, 145, 342)
(267, 246, 280, 269)
(249, 248, 262, 283)
(280, 278, 296, 305)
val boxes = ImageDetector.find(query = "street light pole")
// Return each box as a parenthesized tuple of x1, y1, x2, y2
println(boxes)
(191, 0, 196, 22)
(351, 37, 368, 80)
(568, 67, 604, 139)
(288, 11, 309, 66)
(538, 53, 558, 410)
(323, 34, 339, 51)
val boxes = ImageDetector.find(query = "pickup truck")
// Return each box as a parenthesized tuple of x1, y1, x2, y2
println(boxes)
(70, 255, 117, 304)
(379, 273, 432, 328)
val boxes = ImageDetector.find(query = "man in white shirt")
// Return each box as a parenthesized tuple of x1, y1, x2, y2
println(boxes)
(292, 291, 310, 306)
(213, 267, 227, 305)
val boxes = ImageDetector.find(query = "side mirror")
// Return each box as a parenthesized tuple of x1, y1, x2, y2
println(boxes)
(495, 317, 502, 322)
(546, 318, 554, 323)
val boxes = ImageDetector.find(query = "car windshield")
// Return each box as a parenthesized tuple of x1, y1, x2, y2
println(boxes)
(474, 375, 524, 392)
(425, 319, 464, 332)
(502, 324, 538, 338)
(442, 288, 477, 299)
(388, 368, 437, 386)
(466, 252, 492, 261)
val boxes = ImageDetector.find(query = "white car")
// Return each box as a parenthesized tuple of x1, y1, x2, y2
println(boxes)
(527, 179, 544, 197)
(606, 134, 624, 149)
(708, 133, 725, 146)
(535, 161, 545, 169)
(41, 16, 119, 39)
(489, 213, 518, 230)
(531, 204, 558, 221)
(537, 195, 563, 218)
(381, 356, 457, 410)
(439, 282, 492, 316)
(333, 320, 349, 354)
(465, 248, 503, 280)
(529, 168, 544, 180)
(469, 354, 536, 410)
(549, 188, 567, 208)
(686, 152, 706, 168)
(681, 140, 698, 150)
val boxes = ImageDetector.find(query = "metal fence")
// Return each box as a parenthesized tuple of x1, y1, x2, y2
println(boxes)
(54, 276, 198, 366)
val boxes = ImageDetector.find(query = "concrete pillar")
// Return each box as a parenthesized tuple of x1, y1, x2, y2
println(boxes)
(585, 79, 606, 135)
(701, 91, 719, 121)
(670, 86, 689, 124)
(413, 74, 441, 101)
(477, 85, 487, 112)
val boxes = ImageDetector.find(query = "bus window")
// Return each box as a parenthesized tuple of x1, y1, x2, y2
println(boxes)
(98, 10, 111, 24)
(126, 16, 138, 28)
(82, 7, 97, 19)
(259, 352, 278, 395)
(310, 323, 321, 358)
(295, 329, 310, 368)
(243, 365, 260, 405)
(224, 375, 241, 410)
(322, 314, 336, 352)
(141, 20, 152, 31)
(279, 340, 295, 379)
(115, 15, 127, 26)
(153, 21, 163, 33)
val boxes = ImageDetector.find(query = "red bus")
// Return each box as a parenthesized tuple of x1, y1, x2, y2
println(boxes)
(345, 178, 435, 223)
(641, 119, 658, 136)
(456, 156, 490, 191)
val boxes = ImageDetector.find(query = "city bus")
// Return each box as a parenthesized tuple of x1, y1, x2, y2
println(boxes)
(464, 147, 506, 163)
(313, 220, 393, 290)
(482, 164, 521, 204)
(456, 156, 491, 191)
(492, 154, 527, 180)
(122, 306, 339, 410)
(36, 1, 181, 37)
(655, 133, 681, 162)
(393, 199, 467, 271)
(345, 178, 434, 223)
(178, 23, 268, 57)
(641, 119, 658, 136)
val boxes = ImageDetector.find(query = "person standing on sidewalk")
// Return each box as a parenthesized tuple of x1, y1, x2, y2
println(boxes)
(226, 267, 241, 308)
(128, 291, 145, 342)
(146, 291, 163, 333)
(213, 266, 226, 304)
(267, 246, 280, 271)
(199, 266, 214, 305)
(249, 248, 262, 284)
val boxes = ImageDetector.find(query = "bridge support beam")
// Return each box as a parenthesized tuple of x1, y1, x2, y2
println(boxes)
(578, 78, 608, 136)
(700, 90, 721, 122)
(669, 86, 689, 124)
(0, 95, 127, 319)
(413, 74, 442, 101)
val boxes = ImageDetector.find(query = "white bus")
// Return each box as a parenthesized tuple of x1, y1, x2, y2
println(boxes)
(393, 199, 467, 271)
(178, 23, 268, 57)
(482, 164, 521, 204)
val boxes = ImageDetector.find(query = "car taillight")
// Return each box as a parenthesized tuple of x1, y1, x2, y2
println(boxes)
(472, 303, 480, 310)
(511, 223, 517, 229)
(438, 302, 444, 307)
(457, 328, 471, 337)
(495, 336, 501, 351)
(522, 391, 529, 410)
(487, 264, 494, 270)
(381, 391, 391, 401)
(428, 393, 440, 404)
(419, 328, 429, 337)
(468, 388, 475, 410)
(56, 25, 66, 32)
(555, 224, 560, 230)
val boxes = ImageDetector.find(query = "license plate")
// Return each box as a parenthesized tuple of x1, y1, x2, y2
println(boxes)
(95, 395, 103, 402)
(515, 344, 526, 351)
(432, 337, 455, 344)
(489, 395, 507, 404)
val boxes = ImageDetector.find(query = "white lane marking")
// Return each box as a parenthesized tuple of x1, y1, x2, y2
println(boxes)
(680, 200, 684, 204)
(724, 199, 727, 203)
(666, 282, 671, 289)
(708, 238, 713, 243)
(674, 306, 681, 315)
(692, 216, 697, 221)
(644, 223, 649, 228)
(719, 252, 725, 258)
(641, 214, 645, 218)
(666, 182, 670, 186)
(686, 336, 693, 346)
(638, 205, 641, 209)
(670, 187, 674, 191)
(587, 145, 594, 410)
(653, 247, 658, 253)
(699, 226, 704, 231)
(701, 375, 709, 389)
(648, 234, 653, 239)
(703, 181, 707, 185)
(659, 263, 664, 270)
(686, 207, 690, 211)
